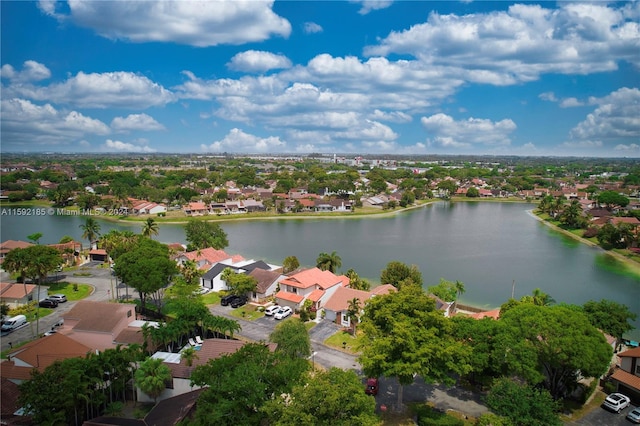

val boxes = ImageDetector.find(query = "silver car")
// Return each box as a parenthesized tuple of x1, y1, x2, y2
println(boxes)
(627, 407, 640, 424)
(602, 393, 631, 413)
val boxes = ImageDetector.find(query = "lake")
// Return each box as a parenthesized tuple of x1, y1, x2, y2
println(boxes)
(2, 202, 639, 339)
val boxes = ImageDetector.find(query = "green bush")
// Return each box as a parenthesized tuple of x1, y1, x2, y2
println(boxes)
(603, 381, 617, 394)
(415, 405, 464, 426)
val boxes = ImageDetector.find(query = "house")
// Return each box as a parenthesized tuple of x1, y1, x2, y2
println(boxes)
(84, 388, 204, 426)
(248, 268, 284, 302)
(275, 267, 350, 311)
(0, 240, 33, 264)
(174, 247, 235, 271)
(131, 200, 167, 215)
(1, 333, 92, 384)
(48, 241, 83, 266)
(0, 282, 47, 308)
(323, 285, 396, 327)
(0, 377, 24, 425)
(200, 259, 280, 293)
(59, 300, 139, 351)
(89, 249, 108, 263)
(139, 339, 277, 403)
(609, 346, 640, 403)
(183, 202, 209, 216)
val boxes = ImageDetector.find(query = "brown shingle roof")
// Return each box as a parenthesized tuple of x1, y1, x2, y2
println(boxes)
(6, 333, 91, 371)
(324, 287, 371, 312)
(0, 282, 36, 299)
(63, 300, 134, 333)
(0, 377, 21, 417)
(0, 240, 33, 255)
(249, 268, 281, 294)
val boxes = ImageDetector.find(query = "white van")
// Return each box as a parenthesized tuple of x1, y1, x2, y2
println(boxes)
(1, 315, 27, 332)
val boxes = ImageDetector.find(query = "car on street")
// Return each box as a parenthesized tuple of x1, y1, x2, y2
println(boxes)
(195, 286, 210, 295)
(627, 407, 640, 424)
(602, 392, 631, 413)
(220, 294, 238, 306)
(38, 299, 59, 308)
(274, 306, 292, 320)
(365, 378, 379, 396)
(48, 294, 67, 303)
(264, 305, 281, 316)
(230, 295, 248, 308)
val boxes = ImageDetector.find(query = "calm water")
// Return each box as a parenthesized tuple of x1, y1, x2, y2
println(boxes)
(2, 202, 639, 338)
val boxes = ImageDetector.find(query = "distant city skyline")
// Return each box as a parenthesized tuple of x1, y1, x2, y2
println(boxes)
(1, 1, 639, 157)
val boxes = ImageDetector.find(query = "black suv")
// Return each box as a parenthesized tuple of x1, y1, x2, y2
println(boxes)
(230, 295, 248, 308)
(220, 294, 238, 306)
(39, 299, 59, 308)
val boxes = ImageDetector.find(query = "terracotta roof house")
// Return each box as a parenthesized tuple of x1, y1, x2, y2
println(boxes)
(174, 247, 234, 271)
(468, 308, 501, 320)
(60, 301, 139, 351)
(0, 376, 24, 425)
(610, 346, 640, 403)
(323, 287, 372, 328)
(0, 282, 46, 308)
(47, 241, 82, 266)
(89, 249, 108, 263)
(0, 240, 33, 261)
(1, 333, 92, 384)
(183, 202, 209, 216)
(275, 267, 349, 311)
(140, 339, 277, 403)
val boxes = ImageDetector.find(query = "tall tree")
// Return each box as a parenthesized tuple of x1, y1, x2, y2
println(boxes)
(99, 229, 138, 262)
(221, 268, 258, 296)
(184, 219, 228, 251)
(2, 247, 30, 283)
(113, 239, 178, 311)
(141, 217, 159, 239)
(269, 318, 311, 359)
(497, 304, 612, 399)
(346, 269, 371, 291)
(79, 217, 101, 249)
(520, 288, 555, 306)
(427, 278, 458, 302)
(582, 299, 637, 349)
(264, 368, 378, 426)
(346, 297, 361, 335)
(485, 378, 561, 426)
(358, 283, 471, 411)
(282, 255, 300, 274)
(316, 251, 342, 273)
(379, 261, 423, 288)
(27, 232, 43, 244)
(135, 357, 172, 403)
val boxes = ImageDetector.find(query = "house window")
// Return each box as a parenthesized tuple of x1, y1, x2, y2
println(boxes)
(636, 364, 640, 375)
(165, 378, 174, 389)
(127, 310, 132, 318)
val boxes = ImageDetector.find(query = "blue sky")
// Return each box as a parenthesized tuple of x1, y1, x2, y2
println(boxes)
(1, 1, 639, 157)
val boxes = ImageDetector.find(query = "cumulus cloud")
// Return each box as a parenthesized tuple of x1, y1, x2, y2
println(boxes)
(364, 3, 639, 83)
(539, 92, 584, 108)
(0, 61, 51, 82)
(201, 128, 286, 153)
(614, 143, 640, 152)
(421, 113, 517, 148)
(1, 98, 109, 147)
(351, 0, 394, 15)
(569, 87, 640, 144)
(111, 114, 165, 132)
(42, 0, 291, 47)
(227, 50, 292, 73)
(303, 22, 323, 34)
(102, 139, 156, 152)
(4, 70, 175, 109)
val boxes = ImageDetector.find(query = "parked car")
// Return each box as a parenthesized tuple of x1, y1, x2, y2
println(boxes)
(39, 299, 59, 308)
(1, 315, 27, 332)
(274, 306, 293, 320)
(365, 378, 379, 396)
(221, 294, 239, 306)
(264, 305, 281, 316)
(195, 286, 210, 295)
(48, 294, 67, 303)
(602, 392, 631, 413)
(230, 295, 248, 308)
(627, 407, 640, 424)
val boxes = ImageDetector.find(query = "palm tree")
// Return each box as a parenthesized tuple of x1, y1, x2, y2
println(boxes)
(454, 280, 466, 312)
(181, 347, 198, 367)
(134, 357, 171, 404)
(560, 199, 582, 228)
(316, 251, 342, 273)
(346, 298, 361, 335)
(522, 288, 555, 306)
(79, 217, 101, 249)
(141, 218, 159, 239)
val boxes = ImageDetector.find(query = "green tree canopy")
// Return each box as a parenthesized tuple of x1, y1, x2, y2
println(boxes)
(113, 238, 178, 311)
(597, 190, 629, 209)
(264, 368, 379, 426)
(141, 217, 159, 239)
(135, 357, 172, 403)
(221, 268, 258, 296)
(316, 251, 342, 273)
(269, 318, 312, 359)
(582, 299, 637, 345)
(427, 278, 458, 302)
(379, 261, 423, 288)
(282, 255, 300, 274)
(184, 219, 229, 251)
(485, 378, 561, 426)
(497, 304, 612, 399)
(358, 283, 471, 410)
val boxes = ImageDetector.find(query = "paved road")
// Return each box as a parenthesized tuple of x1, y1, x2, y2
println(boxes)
(567, 403, 637, 425)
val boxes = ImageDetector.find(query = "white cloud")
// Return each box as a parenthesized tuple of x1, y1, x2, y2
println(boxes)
(350, 0, 394, 15)
(1, 98, 109, 146)
(569, 87, 640, 144)
(102, 139, 156, 152)
(201, 128, 286, 153)
(614, 143, 640, 152)
(369, 109, 412, 123)
(539, 92, 584, 108)
(421, 113, 516, 149)
(539, 92, 558, 102)
(4, 70, 175, 109)
(44, 0, 291, 47)
(0, 60, 51, 82)
(559, 98, 584, 108)
(227, 50, 292, 73)
(303, 22, 323, 34)
(364, 3, 639, 83)
(111, 114, 165, 132)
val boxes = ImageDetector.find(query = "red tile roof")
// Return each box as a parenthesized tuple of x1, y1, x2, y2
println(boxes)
(323, 287, 371, 312)
(618, 346, 640, 358)
(469, 308, 501, 320)
(370, 284, 396, 296)
(307, 289, 325, 302)
(611, 367, 640, 391)
(0, 282, 36, 299)
(6, 333, 92, 371)
(0, 240, 33, 254)
(279, 267, 348, 290)
(63, 300, 134, 333)
(181, 247, 231, 265)
(275, 291, 304, 304)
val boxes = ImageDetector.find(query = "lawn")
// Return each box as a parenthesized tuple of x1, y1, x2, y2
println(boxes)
(227, 303, 264, 321)
(45, 282, 92, 301)
(324, 329, 365, 354)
